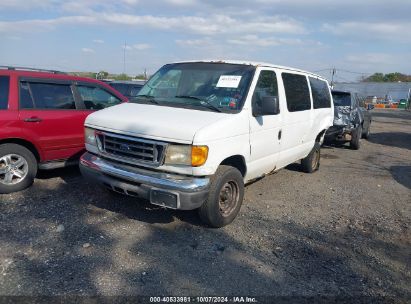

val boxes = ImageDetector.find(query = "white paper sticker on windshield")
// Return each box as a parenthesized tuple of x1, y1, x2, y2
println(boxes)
(216, 75, 242, 88)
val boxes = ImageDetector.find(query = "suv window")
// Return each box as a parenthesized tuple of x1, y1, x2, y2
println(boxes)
(77, 85, 121, 110)
(109, 83, 143, 98)
(282, 73, 311, 112)
(252, 70, 279, 114)
(358, 95, 365, 108)
(309, 77, 331, 109)
(20, 82, 34, 109)
(332, 92, 351, 107)
(19, 81, 76, 109)
(0, 76, 10, 110)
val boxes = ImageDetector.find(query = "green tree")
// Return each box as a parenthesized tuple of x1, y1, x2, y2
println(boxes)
(364, 73, 385, 82)
(362, 72, 411, 82)
(96, 71, 109, 79)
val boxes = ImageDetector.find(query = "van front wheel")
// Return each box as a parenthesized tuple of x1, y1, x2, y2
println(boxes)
(198, 165, 244, 228)
(301, 142, 320, 173)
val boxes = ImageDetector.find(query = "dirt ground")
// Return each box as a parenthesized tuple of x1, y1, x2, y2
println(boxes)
(0, 109, 410, 302)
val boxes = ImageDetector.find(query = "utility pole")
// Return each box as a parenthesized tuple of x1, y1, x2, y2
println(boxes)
(331, 67, 336, 89)
(123, 41, 127, 74)
(144, 68, 147, 80)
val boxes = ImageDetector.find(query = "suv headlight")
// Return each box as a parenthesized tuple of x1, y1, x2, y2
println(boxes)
(164, 145, 208, 167)
(85, 127, 97, 146)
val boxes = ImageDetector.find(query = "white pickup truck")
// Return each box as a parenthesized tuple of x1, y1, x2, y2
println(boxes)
(80, 60, 333, 227)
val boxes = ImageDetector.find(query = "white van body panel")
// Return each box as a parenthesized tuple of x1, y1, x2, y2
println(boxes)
(192, 110, 250, 176)
(245, 67, 282, 181)
(84, 60, 333, 182)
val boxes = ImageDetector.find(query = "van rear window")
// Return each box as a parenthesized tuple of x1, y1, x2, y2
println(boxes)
(0, 76, 10, 110)
(309, 77, 331, 109)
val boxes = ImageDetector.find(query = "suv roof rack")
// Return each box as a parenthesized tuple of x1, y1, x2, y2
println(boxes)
(0, 66, 66, 74)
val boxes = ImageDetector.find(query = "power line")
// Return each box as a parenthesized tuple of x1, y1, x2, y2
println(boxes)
(337, 68, 370, 75)
(312, 68, 333, 73)
(334, 74, 353, 83)
(312, 67, 370, 76)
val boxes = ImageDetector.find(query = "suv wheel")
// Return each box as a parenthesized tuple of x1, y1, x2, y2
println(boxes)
(0, 144, 37, 194)
(350, 125, 362, 150)
(198, 165, 244, 228)
(301, 142, 321, 173)
(362, 123, 370, 139)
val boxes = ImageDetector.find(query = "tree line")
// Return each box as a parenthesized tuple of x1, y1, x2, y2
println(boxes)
(361, 72, 411, 83)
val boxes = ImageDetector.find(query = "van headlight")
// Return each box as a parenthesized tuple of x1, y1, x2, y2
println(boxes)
(85, 127, 97, 146)
(164, 145, 208, 167)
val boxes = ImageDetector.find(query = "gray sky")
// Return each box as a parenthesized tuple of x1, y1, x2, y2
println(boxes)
(1, 0, 410, 81)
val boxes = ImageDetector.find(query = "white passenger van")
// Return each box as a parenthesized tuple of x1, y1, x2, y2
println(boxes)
(80, 60, 333, 227)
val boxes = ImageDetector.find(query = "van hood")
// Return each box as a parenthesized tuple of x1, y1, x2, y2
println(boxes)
(85, 103, 229, 143)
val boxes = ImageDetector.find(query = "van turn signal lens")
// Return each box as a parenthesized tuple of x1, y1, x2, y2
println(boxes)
(191, 146, 208, 167)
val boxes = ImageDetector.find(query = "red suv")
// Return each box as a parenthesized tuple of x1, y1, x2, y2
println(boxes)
(0, 67, 128, 194)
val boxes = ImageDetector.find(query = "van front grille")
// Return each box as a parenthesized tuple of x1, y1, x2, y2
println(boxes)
(96, 131, 166, 167)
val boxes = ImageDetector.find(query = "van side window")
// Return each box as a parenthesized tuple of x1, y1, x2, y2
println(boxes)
(309, 77, 331, 109)
(282, 73, 311, 112)
(0, 76, 10, 110)
(252, 70, 278, 113)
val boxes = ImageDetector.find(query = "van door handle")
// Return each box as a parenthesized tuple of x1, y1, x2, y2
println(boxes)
(278, 130, 282, 140)
(24, 117, 42, 123)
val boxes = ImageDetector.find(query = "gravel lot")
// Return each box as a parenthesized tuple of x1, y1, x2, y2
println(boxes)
(0, 109, 410, 301)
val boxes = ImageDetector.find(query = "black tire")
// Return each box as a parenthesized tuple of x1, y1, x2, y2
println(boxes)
(350, 125, 362, 150)
(198, 165, 244, 228)
(0, 144, 37, 194)
(301, 142, 320, 173)
(362, 123, 371, 139)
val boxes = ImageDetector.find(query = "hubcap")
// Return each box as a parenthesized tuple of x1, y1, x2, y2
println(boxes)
(0, 154, 29, 185)
(218, 181, 240, 217)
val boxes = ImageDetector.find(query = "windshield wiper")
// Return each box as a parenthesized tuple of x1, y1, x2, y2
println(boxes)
(134, 94, 159, 104)
(174, 95, 222, 113)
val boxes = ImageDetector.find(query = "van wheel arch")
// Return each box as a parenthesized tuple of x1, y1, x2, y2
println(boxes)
(220, 155, 247, 177)
(316, 130, 327, 145)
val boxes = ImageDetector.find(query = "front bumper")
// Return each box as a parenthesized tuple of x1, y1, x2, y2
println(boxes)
(80, 152, 210, 210)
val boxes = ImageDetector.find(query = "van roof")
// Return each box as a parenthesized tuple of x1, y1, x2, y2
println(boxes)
(172, 60, 328, 82)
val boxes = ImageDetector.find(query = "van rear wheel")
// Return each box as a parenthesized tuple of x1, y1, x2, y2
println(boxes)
(0, 144, 37, 194)
(198, 165, 244, 228)
(301, 142, 320, 173)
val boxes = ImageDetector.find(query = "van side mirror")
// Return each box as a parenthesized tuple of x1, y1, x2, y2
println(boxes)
(253, 96, 280, 117)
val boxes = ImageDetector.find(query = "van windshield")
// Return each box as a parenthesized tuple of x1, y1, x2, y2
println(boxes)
(332, 92, 351, 107)
(133, 62, 255, 113)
